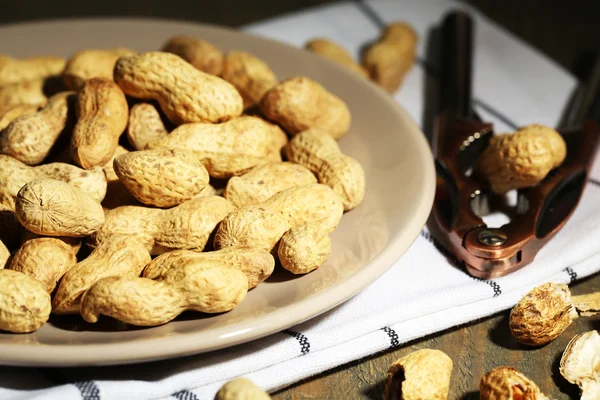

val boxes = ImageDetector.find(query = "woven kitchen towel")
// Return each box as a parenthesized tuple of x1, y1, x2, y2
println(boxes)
(1, 1, 598, 399)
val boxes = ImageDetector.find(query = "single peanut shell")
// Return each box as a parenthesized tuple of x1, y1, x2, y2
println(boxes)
(90, 196, 235, 255)
(305, 38, 369, 78)
(385, 349, 453, 400)
(362, 22, 417, 93)
(0, 269, 51, 333)
(63, 48, 136, 90)
(517, 124, 566, 168)
(161, 36, 224, 76)
(9, 235, 80, 293)
(0, 91, 75, 165)
(480, 366, 549, 400)
(52, 237, 151, 314)
(278, 223, 331, 274)
(286, 129, 365, 211)
(15, 179, 105, 237)
(143, 246, 275, 289)
(126, 102, 169, 150)
(71, 78, 129, 169)
(221, 51, 278, 108)
(224, 162, 317, 208)
(215, 183, 343, 253)
(102, 145, 128, 182)
(0, 104, 39, 131)
(147, 116, 275, 178)
(559, 330, 600, 400)
(260, 76, 351, 139)
(215, 378, 272, 400)
(114, 149, 210, 207)
(478, 126, 564, 194)
(0, 79, 47, 115)
(0, 56, 66, 87)
(114, 52, 242, 124)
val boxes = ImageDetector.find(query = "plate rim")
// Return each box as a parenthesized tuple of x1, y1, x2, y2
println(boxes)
(0, 17, 436, 366)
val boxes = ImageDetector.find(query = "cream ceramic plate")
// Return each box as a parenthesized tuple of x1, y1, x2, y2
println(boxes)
(0, 18, 435, 366)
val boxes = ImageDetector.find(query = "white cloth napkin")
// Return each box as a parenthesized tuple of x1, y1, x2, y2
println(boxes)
(2, 1, 599, 399)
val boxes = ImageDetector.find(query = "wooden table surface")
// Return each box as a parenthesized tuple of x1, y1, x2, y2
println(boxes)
(3, 1, 600, 399)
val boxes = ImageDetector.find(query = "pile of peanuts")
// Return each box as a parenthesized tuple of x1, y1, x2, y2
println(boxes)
(0, 30, 383, 333)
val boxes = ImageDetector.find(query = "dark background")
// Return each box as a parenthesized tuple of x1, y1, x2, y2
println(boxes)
(1, 1, 599, 74)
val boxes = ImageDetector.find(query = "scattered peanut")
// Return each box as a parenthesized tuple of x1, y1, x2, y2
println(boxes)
(15, 179, 105, 237)
(80, 261, 247, 326)
(286, 129, 365, 211)
(0, 239, 9, 269)
(477, 124, 567, 193)
(143, 246, 275, 289)
(126, 102, 169, 150)
(362, 22, 417, 93)
(384, 349, 453, 400)
(508, 282, 600, 346)
(114, 51, 243, 124)
(215, 183, 343, 257)
(0, 55, 66, 87)
(260, 76, 351, 139)
(9, 234, 80, 293)
(305, 38, 368, 78)
(278, 222, 331, 274)
(52, 236, 151, 314)
(0, 91, 75, 165)
(480, 366, 549, 400)
(0, 104, 39, 131)
(221, 51, 278, 108)
(0, 79, 47, 115)
(215, 378, 271, 400)
(161, 35, 224, 76)
(90, 196, 234, 255)
(147, 116, 277, 178)
(71, 77, 129, 169)
(224, 162, 317, 208)
(0, 269, 51, 333)
(101, 145, 129, 182)
(114, 149, 210, 207)
(63, 48, 135, 90)
(560, 330, 600, 400)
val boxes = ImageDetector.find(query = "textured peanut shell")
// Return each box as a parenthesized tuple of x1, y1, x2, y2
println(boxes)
(161, 36, 224, 76)
(0, 240, 9, 269)
(9, 235, 80, 293)
(221, 51, 278, 108)
(114, 52, 242, 125)
(215, 183, 343, 253)
(384, 349, 452, 400)
(362, 22, 417, 93)
(0, 56, 66, 87)
(278, 223, 331, 274)
(90, 196, 235, 255)
(260, 76, 351, 139)
(0, 91, 75, 165)
(143, 246, 275, 289)
(480, 366, 549, 400)
(0, 79, 47, 115)
(52, 237, 151, 314)
(559, 330, 600, 400)
(71, 78, 129, 169)
(102, 145, 128, 182)
(126, 102, 168, 150)
(0, 269, 51, 333)
(15, 179, 105, 237)
(215, 378, 272, 400)
(305, 38, 369, 78)
(477, 125, 565, 194)
(286, 129, 365, 211)
(224, 162, 317, 208)
(114, 149, 209, 208)
(63, 48, 135, 90)
(81, 263, 247, 326)
(147, 116, 275, 178)
(509, 283, 578, 346)
(0, 104, 39, 131)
